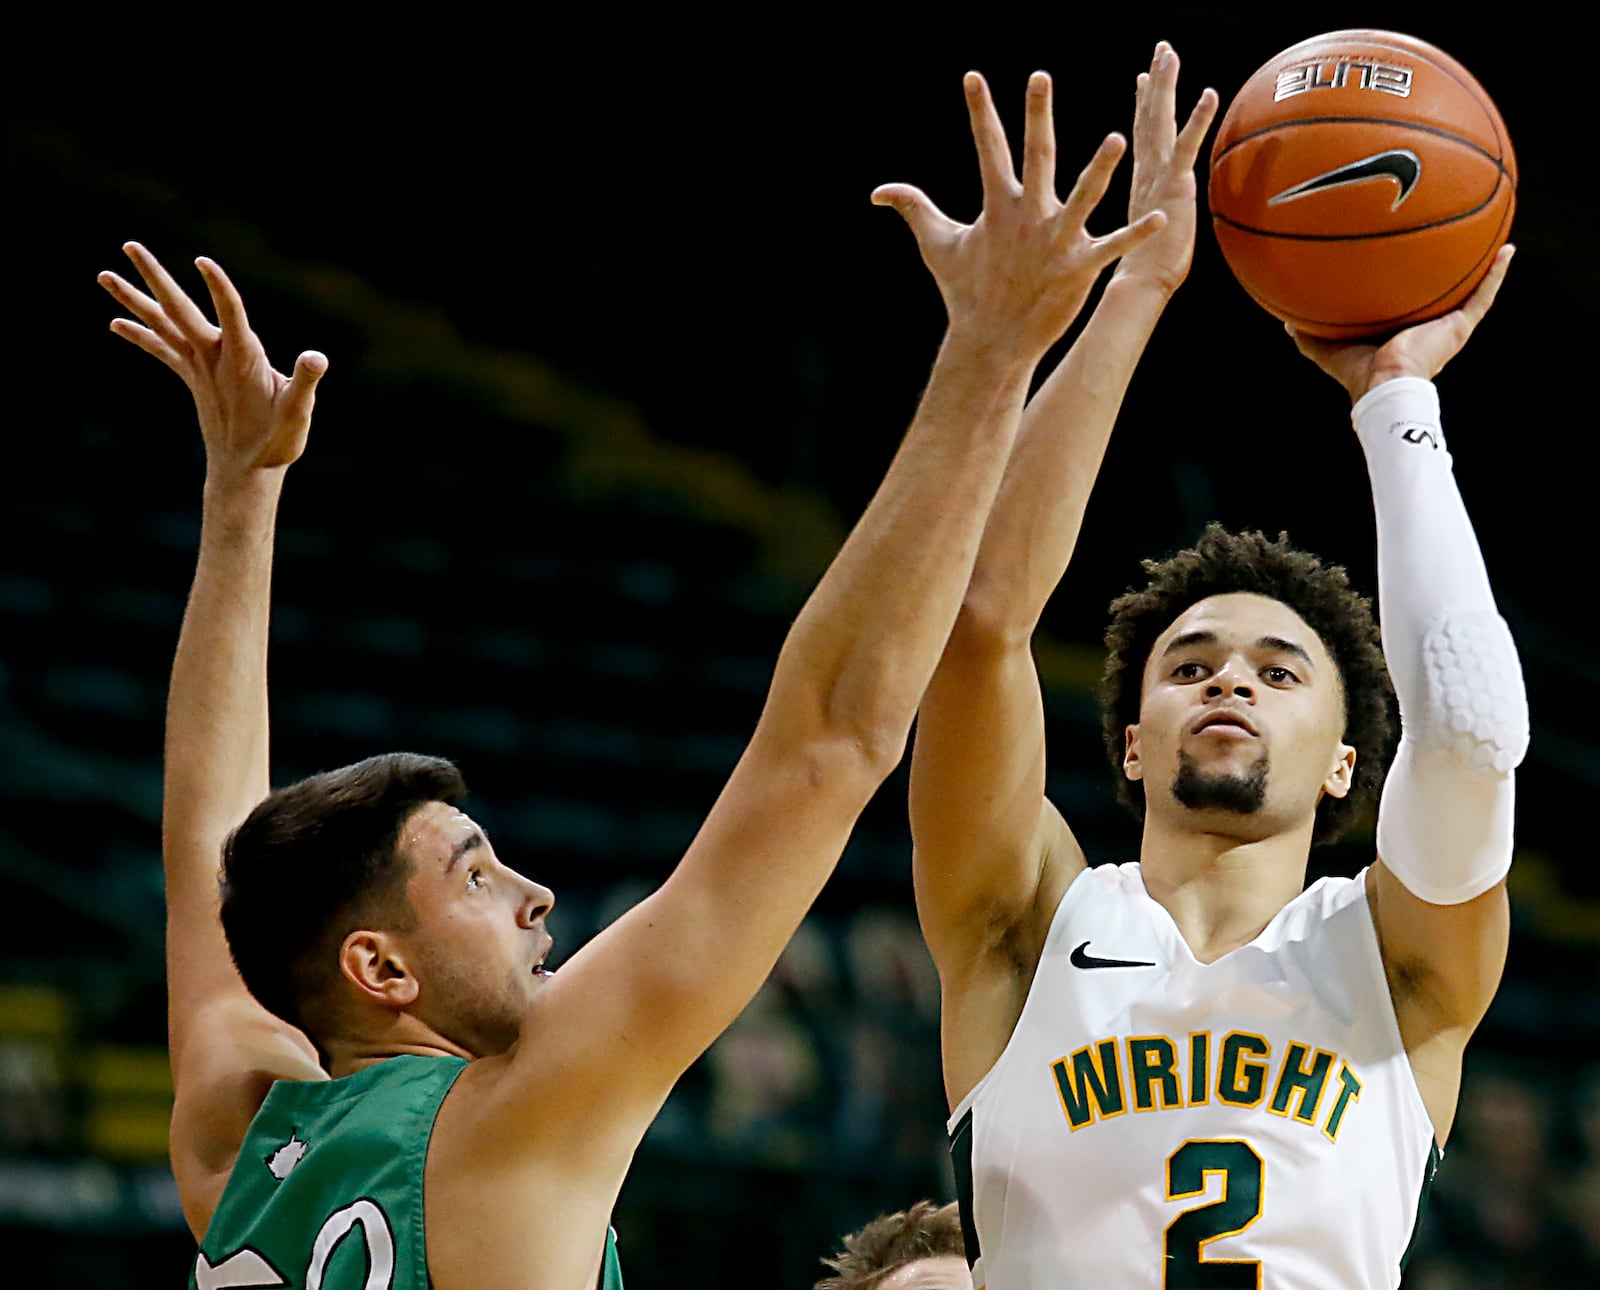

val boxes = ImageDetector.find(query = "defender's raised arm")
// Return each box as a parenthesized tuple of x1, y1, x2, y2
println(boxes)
(99, 245, 328, 1235)
(511, 72, 1169, 1133)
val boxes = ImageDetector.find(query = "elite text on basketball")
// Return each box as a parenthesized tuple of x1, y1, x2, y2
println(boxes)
(1274, 60, 1413, 101)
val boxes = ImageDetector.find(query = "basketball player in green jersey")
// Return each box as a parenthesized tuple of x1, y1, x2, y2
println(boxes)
(100, 67, 1174, 1290)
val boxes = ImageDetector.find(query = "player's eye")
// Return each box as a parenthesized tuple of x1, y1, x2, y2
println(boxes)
(1262, 665, 1298, 685)
(466, 868, 484, 891)
(1173, 661, 1208, 680)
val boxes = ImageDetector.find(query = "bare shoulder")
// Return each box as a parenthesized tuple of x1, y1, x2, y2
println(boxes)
(938, 805, 1084, 1107)
(426, 989, 650, 1163)
(424, 1054, 627, 1290)
(168, 996, 326, 1237)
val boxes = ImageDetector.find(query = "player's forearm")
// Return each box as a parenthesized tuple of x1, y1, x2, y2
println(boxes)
(763, 330, 1034, 768)
(162, 472, 283, 967)
(561, 329, 1033, 1097)
(1361, 379, 1496, 631)
(961, 277, 1169, 640)
(898, 284, 1168, 946)
(1359, 378, 1528, 903)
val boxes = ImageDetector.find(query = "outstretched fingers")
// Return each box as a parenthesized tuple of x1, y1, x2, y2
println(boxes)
(1136, 43, 1178, 156)
(1059, 133, 1128, 231)
(195, 257, 253, 343)
(1172, 86, 1221, 172)
(964, 72, 1018, 206)
(1134, 42, 1218, 174)
(106, 316, 188, 376)
(121, 242, 218, 344)
(1088, 209, 1169, 268)
(871, 183, 962, 252)
(98, 269, 189, 354)
(1020, 71, 1057, 212)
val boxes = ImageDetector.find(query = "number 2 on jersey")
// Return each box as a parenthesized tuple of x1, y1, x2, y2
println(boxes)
(1163, 1139, 1264, 1288)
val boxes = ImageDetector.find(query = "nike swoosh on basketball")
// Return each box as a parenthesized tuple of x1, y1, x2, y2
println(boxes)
(1070, 941, 1156, 970)
(1267, 148, 1422, 211)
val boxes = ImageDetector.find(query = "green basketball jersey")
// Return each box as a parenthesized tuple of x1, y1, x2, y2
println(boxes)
(191, 1054, 623, 1290)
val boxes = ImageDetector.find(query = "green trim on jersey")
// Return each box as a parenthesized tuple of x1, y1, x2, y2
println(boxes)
(1399, 1138, 1442, 1272)
(191, 1054, 624, 1290)
(601, 1226, 624, 1290)
(949, 1106, 980, 1271)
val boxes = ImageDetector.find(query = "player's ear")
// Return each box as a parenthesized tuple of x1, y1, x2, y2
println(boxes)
(340, 930, 420, 1009)
(1322, 743, 1356, 798)
(1123, 724, 1144, 782)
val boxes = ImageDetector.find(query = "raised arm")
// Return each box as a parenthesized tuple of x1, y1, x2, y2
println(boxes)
(516, 73, 1168, 1140)
(99, 245, 328, 1233)
(907, 45, 1216, 1104)
(1289, 246, 1525, 1144)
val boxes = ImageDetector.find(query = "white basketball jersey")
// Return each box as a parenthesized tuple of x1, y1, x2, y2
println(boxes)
(948, 862, 1438, 1290)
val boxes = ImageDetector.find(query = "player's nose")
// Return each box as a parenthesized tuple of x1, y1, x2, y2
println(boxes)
(516, 877, 556, 927)
(1204, 658, 1255, 700)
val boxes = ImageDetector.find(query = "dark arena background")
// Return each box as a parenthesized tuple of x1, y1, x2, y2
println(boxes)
(3, 6, 1594, 1286)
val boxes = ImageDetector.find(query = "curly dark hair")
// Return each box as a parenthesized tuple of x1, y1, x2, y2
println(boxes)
(815, 1201, 966, 1290)
(1099, 524, 1394, 844)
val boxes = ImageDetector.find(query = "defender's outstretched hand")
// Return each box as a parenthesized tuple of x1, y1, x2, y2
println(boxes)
(873, 72, 1168, 361)
(99, 243, 326, 479)
(1288, 244, 1514, 404)
(1110, 41, 1219, 296)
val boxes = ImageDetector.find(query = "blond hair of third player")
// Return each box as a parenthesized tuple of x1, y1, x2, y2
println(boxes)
(816, 1201, 971, 1290)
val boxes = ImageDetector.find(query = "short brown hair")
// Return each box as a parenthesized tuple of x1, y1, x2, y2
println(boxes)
(815, 1201, 965, 1290)
(219, 752, 467, 1041)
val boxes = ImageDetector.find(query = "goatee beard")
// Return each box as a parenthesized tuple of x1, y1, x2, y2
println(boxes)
(1172, 750, 1269, 815)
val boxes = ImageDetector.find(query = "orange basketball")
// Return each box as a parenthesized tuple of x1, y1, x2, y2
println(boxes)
(1208, 30, 1516, 339)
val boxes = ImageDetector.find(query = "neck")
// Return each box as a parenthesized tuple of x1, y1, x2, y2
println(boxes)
(320, 1016, 476, 1079)
(1137, 811, 1315, 963)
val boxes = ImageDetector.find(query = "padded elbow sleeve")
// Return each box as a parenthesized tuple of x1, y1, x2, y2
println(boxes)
(1413, 606, 1529, 773)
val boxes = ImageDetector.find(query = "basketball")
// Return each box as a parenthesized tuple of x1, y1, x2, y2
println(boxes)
(1207, 30, 1516, 339)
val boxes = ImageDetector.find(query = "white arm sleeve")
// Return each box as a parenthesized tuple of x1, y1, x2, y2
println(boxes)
(1356, 376, 1529, 905)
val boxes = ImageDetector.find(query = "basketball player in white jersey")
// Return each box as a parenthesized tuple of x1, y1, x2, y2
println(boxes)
(906, 41, 1526, 1289)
